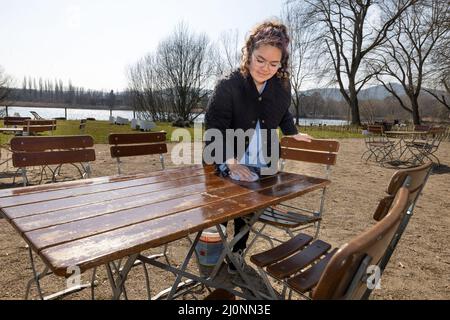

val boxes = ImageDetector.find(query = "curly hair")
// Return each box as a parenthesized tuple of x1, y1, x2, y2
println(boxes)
(240, 20, 290, 81)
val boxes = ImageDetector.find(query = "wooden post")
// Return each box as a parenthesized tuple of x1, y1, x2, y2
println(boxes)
(133, 109, 136, 119)
(110, 109, 112, 117)
(65, 107, 67, 120)
(5, 106, 8, 117)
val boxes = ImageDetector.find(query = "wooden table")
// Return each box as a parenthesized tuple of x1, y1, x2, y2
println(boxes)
(0, 164, 330, 299)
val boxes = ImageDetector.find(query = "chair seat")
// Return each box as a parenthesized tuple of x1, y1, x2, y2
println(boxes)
(259, 208, 322, 228)
(266, 239, 332, 280)
(204, 288, 235, 300)
(250, 233, 313, 268)
(286, 249, 337, 293)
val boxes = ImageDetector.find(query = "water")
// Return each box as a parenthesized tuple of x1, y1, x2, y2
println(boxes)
(193, 113, 349, 126)
(1, 106, 349, 126)
(0, 106, 134, 121)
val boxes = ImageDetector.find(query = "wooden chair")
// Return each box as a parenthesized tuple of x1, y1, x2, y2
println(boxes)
(109, 132, 167, 175)
(361, 125, 395, 163)
(250, 162, 432, 300)
(108, 131, 170, 294)
(11, 135, 95, 186)
(9, 136, 97, 299)
(79, 119, 87, 133)
(246, 138, 339, 255)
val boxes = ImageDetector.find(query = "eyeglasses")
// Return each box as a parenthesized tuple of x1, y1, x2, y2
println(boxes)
(252, 54, 281, 70)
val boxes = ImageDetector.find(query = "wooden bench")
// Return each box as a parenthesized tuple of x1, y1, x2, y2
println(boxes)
(10, 135, 95, 186)
(23, 119, 57, 135)
(109, 132, 167, 174)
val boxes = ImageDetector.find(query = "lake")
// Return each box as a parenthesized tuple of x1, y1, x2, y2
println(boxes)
(1, 106, 349, 126)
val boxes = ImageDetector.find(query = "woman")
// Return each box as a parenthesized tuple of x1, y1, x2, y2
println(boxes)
(204, 20, 312, 274)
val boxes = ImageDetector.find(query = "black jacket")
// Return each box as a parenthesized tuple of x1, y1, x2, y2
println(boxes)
(204, 70, 298, 165)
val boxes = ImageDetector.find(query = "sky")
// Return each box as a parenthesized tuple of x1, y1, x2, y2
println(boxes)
(0, 0, 285, 91)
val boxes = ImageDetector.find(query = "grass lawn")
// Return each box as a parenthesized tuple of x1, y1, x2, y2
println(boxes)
(0, 120, 364, 145)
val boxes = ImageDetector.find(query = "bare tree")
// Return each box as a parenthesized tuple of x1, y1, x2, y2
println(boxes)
(283, 2, 321, 125)
(0, 66, 11, 103)
(127, 54, 170, 121)
(370, 0, 448, 124)
(296, 0, 417, 125)
(423, 1, 450, 110)
(156, 22, 215, 124)
(214, 29, 241, 77)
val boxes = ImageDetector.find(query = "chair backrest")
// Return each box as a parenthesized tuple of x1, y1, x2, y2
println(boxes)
(373, 161, 433, 221)
(280, 137, 339, 167)
(311, 187, 410, 300)
(3, 116, 31, 126)
(79, 119, 87, 132)
(428, 127, 447, 144)
(24, 119, 57, 135)
(108, 132, 167, 174)
(367, 125, 384, 135)
(414, 124, 431, 132)
(11, 135, 95, 167)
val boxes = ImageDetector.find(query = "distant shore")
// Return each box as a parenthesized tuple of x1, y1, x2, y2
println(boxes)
(1, 101, 132, 111)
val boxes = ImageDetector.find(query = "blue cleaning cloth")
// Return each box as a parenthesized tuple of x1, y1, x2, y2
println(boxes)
(229, 170, 259, 182)
(229, 166, 260, 182)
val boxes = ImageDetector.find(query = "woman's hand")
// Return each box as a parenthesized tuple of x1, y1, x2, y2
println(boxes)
(292, 133, 313, 142)
(226, 159, 255, 182)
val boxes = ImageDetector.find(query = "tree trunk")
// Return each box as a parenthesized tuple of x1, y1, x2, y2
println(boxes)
(348, 86, 361, 126)
(411, 97, 421, 125)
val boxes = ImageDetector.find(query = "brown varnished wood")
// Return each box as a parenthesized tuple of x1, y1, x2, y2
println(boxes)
(9, 173, 229, 221)
(12, 149, 96, 167)
(11, 136, 94, 152)
(286, 249, 337, 293)
(0, 164, 212, 199)
(250, 233, 313, 267)
(108, 132, 166, 144)
(22, 173, 305, 250)
(281, 148, 338, 165)
(25, 125, 57, 133)
(312, 188, 409, 299)
(0, 166, 211, 208)
(36, 173, 330, 276)
(266, 240, 332, 280)
(26, 184, 254, 250)
(25, 120, 57, 126)
(14, 179, 235, 232)
(110, 143, 167, 158)
(3, 117, 31, 126)
(281, 137, 340, 153)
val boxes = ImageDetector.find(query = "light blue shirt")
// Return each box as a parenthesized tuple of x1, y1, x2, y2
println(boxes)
(219, 82, 267, 180)
(238, 119, 266, 168)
